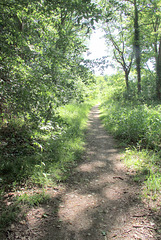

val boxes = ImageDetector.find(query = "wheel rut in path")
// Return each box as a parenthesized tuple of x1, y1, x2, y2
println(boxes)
(8, 105, 158, 240)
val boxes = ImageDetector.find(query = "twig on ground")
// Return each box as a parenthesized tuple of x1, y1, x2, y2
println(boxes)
(113, 176, 124, 180)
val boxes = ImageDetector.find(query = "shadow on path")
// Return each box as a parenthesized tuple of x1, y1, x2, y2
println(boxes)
(7, 105, 159, 240)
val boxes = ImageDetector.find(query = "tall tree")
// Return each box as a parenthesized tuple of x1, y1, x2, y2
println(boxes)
(0, 0, 101, 124)
(137, 0, 161, 99)
(149, 0, 161, 99)
(105, 24, 133, 90)
(133, 0, 141, 93)
(156, 38, 161, 99)
(100, 0, 134, 90)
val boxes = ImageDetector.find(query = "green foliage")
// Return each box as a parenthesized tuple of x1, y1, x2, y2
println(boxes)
(0, 0, 99, 127)
(0, 202, 20, 230)
(35, 102, 92, 184)
(0, 0, 99, 192)
(17, 191, 50, 207)
(96, 72, 126, 102)
(99, 0, 161, 98)
(141, 69, 156, 100)
(0, 190, 49, 234)
(0, 102, 92, 187)
(0, 100, 94, 240)
(0, 101, 93, 235)
(99, 73, 161, 150)
(123, 148, 161, 199)
(101, 100, 161, 149)
(100, 72, 161, 201)
(0, 120, 34, 157)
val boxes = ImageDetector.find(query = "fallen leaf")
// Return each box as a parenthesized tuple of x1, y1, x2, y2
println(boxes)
(101, 231, 106, 236)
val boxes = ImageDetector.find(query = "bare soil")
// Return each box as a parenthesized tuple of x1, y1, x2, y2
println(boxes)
(4, 105, 161, 239)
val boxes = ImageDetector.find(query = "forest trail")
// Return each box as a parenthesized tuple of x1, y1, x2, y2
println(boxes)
(8, 105, 159, 240)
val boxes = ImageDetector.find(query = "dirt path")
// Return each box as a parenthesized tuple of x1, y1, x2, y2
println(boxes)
(7, 105, 160, 240)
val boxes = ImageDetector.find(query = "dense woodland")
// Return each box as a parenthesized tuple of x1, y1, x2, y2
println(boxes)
(0, 0, 99, 123)
(1, 0, 161, 126)
(0, 0, 161, 234)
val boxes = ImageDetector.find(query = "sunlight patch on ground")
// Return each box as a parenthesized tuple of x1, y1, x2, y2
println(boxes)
(95, 134, 111, 139)
(76, 160, 106, 172)
(58, 192, 98, 231)
(102, 186, 123, 200)
(89, 173, 115, 188)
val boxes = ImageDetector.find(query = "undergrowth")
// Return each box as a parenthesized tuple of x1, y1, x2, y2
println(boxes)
(100, 99, 161, 201)
(0, 102, 92, 188)
(0, 190, 50, 236)
(100, 101, 161, 150)
(17, 191, 50, 207)
(0, 101, 93, 234)
(122, 148, 161, 200)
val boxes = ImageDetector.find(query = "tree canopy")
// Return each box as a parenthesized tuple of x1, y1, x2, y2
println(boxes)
(1, 0, 161, 127)
(0, 0, 101, 124)
(99, 0, 161, 98)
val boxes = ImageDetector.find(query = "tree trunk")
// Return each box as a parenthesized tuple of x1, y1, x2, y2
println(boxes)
(156, 38, 161, 99)
(134, 0, 141, 94)
(125, 71, 129, 90)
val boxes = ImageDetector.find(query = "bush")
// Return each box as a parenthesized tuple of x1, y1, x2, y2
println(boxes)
(100, 101, 161, 150)
(0, 102, 92, 187)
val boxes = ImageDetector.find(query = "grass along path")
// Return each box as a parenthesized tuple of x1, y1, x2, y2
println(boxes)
(2, 105, 161, 239)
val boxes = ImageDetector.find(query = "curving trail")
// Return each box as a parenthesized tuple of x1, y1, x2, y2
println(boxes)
(8, 105, 158, 240)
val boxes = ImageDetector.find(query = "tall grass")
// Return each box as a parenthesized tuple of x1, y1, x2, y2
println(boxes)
(123, 148, 161, 200)
(99, 71, 161, 201)
(100, 101, 161, 150)
(100, 100, 161, 198)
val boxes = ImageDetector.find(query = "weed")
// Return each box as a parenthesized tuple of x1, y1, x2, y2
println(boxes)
(100, 101, 161, 150)
(0, 202, 20, 230)
(0, 102, 92, 188)
(17, 191, 50, 207)
(122, 148, 161, 199)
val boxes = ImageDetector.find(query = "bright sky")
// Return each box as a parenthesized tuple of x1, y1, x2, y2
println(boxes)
(85, 27, 155, 76)
(85, 28, 116, 75)
(86, 29, 107, 59)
